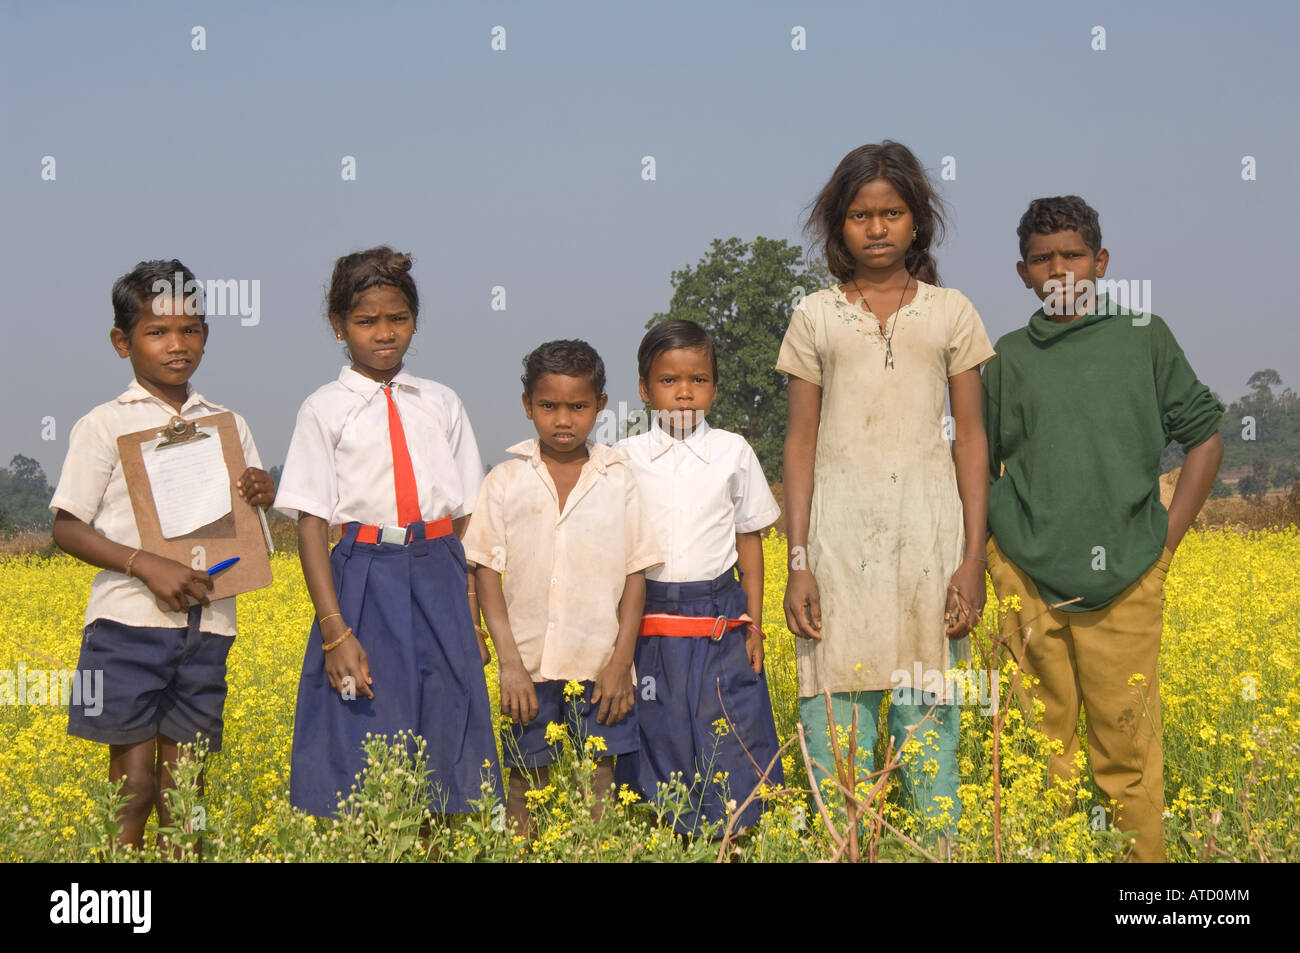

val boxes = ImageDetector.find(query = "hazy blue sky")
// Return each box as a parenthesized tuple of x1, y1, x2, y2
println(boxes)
(4, 0, 1297, 481)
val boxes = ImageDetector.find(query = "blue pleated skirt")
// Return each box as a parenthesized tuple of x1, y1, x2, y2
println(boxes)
(289, 522, 503, 817)
(624, 566, 783, 835)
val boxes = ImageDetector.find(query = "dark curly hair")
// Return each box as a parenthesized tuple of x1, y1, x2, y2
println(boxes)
(326, 246, 419, 327)
(1016, 196, 1102, 261)
(804, 141, 947, 285)
(521, 339, 606, 397)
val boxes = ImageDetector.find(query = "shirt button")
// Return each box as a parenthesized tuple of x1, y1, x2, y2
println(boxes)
(551, 578, 558, 585)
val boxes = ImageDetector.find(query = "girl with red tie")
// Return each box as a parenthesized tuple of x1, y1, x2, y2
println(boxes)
(274, 247, 502, 817)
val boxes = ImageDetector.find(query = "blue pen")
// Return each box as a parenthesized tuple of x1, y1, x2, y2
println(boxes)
(208, 557, 240, 576)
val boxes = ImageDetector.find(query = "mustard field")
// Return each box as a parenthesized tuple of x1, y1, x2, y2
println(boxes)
(1, 529, 1296, 862)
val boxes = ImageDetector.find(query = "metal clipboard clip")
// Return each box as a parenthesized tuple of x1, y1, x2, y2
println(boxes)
(154, 416, 210, 451)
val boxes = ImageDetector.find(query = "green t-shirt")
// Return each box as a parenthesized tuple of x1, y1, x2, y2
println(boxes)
(982, 298, 1224, 611)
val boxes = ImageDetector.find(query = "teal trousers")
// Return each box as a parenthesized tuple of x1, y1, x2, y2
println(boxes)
(800, 681, 961, 833)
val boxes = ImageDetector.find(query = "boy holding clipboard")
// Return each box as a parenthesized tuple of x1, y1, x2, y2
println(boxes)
(49, 259, 273, 853)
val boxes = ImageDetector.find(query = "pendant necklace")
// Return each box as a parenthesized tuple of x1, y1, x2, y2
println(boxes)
(853, 275, 911, 369)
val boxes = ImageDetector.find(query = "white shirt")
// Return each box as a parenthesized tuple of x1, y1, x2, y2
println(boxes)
(274, 366, 484, 526)
(461, 439, 662, 682)
(614, 418, 780, 583)
(48, 379, 263, 636)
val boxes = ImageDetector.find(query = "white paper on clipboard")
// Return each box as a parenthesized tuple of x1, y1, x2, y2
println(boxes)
(141, 426, 231, 538)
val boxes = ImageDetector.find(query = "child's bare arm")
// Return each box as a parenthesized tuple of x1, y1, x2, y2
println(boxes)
(52, 509, 213, 612)
(947, 368, 989, 637)
(1165, 432, 1224, 552)
(783, 376, 823, 638)
(475, 565, 537, 723)
(593, 571, 644, 726)
(298, 514, 373, 699)
(456, 515, 490, 666)
(736, 530, 765, 673)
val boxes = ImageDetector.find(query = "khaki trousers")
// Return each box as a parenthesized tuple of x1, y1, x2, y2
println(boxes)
(986, 537, 1173, 862)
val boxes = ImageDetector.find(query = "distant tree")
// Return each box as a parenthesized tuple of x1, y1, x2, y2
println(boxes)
(647, 236, 831, 482)
(1247, 368, 1283, 399)
(1220, 370, 1300, 474)
(268, 465, 283, 490)
(1208, 479, 1233, 499)
(0, 504, 13, 538)
(0, 455, 54, 531)
(1274, 461, 1299, 489)
(1237, 459, 1273, 504)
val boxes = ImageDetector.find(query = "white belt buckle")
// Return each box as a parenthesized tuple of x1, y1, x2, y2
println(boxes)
(379, 524, 407, 546)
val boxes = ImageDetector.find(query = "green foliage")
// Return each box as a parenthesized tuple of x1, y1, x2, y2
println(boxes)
(1219, 369, 1300, 472)
(1161, 370, 1299, 479)
(0, 455, 54, 535)
(647, 237, 830, 482)
(1273, 462, 1299, 489)
(1208, 479, 1233, 499)
(1237, 459, 1273, 503)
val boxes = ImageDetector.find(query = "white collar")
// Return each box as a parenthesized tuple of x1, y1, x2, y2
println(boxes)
(338, 364, 419, 397)
(505, 437, 621, 475)
(117, 378, 217, 415)
(648, 415, 711, 462)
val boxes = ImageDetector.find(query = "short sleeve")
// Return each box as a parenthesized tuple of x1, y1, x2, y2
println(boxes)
(622, 468, 663, 575)
(1149, 316, 1225, 449)
(234, 413, 263, 471)
(945, 290, 997, 377)
(49, 412, 114, 523)
(273, 398, 338, 522)
(731, 441, 781, 534)
(461, 463, 508, 570)
(775, 300, 823, 386)
(447, 396, 485, 518)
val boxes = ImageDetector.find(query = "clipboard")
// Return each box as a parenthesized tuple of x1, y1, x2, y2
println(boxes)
(117, 412, 272, 605)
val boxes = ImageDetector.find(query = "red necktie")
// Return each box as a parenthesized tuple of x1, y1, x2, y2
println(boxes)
(383, 384, 422, 526)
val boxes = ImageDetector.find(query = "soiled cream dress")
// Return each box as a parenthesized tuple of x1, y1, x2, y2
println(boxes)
(775, 283, 995, 697)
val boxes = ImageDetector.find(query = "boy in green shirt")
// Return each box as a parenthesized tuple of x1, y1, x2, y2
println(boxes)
(982, 196, 1224, 862)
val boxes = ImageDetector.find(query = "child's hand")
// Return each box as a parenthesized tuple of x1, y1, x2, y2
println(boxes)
(323, 626, 374, 700)
(592, 662, 635, 726)
(476, 628, 492, 667)
(745, 625, 764, 674)
(134, 552, 214, 612)
(235, 467, 275, 509)
(500, 662, 538, 724)
(783, 570, 823, 639)
(944, 558, 987, 639)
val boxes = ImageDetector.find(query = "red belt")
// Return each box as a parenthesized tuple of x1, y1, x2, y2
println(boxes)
(348, 516, 454, 545)
(639, 613, 760, 641)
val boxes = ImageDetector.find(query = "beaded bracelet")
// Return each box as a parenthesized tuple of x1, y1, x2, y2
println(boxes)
(322, 627, 353, 653)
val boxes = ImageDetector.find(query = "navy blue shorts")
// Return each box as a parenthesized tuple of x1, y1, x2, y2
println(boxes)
(66, 607, 233, 751)
(502, 679, 638, 771)
(619, 566, 784, 834)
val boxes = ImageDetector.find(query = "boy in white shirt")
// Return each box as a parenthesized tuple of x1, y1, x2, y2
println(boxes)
(463, 340, 661, 832)
(51, 258, 274, 851)
(614, 320, 784, 835)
